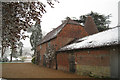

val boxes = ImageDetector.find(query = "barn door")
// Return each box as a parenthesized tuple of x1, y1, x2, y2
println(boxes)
(69, 53, 76, 73)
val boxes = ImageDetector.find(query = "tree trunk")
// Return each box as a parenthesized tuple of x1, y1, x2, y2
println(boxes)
(10, 43, 14, 62)
(20, 47, 22, 56)
(10, 51, 13, 62)
(1, 41, 4, 58)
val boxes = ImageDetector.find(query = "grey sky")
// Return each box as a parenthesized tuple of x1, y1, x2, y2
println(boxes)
(41, 0, 119, 33)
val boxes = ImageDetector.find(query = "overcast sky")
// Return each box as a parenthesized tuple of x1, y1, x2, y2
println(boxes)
(40, 0, 119, 33)
(22, 0, 119, 49)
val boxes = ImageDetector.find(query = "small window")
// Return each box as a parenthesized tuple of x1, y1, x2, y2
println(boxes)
(48, 41, 51, 47)
(40, 55, 41, 61)
(40, 45, 42, 49)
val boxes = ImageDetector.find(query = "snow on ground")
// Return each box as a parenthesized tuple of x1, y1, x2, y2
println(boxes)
(24, 55, 32, 63)
(7, 56, 21, 61)
(24, 58, 32, 62)
(0, 78, 7, 80)
(60, 27, 119, 51)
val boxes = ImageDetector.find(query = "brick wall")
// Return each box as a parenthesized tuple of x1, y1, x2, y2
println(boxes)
(37, 37, 73, 66)
(38, 42, 47, 65)
(57, 48, 111, 77)
(75, 49, 110, 66)
(55, 37, 74, 50)
(75, 48, 110, 77)
(58, 24, 88, 38)
(76, 65, 110, 77)
(37, 23, 88, 66)
(57, 52, 69, 72)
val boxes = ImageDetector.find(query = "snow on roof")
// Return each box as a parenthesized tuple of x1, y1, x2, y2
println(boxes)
(59, 27, 119, 51)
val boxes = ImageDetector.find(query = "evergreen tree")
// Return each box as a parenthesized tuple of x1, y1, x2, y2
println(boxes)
(30, 21, 42, 55)
(18, 41, 23, 56)
(74, 11, 111, 32)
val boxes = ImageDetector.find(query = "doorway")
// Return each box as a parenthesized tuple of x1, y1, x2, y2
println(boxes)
(69, 53, 76, 73)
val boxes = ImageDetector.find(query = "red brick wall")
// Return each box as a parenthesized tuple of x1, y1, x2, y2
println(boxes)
(38, 43, 47, 65)
(75, 49, 110, 66)
(57, 48, 111, 77)
(55, 37, 74, 50)
(58, 24, 88, 38)
(57, 52, 69, 71)
(37, 23, 88, 66)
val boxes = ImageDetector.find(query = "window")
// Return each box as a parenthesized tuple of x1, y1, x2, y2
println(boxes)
(40, 45, 42, 49)
(40, 55, 41, 61)
(48, 41, 51, 47)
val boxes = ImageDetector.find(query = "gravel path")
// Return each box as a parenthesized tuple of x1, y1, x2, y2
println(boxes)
(2, 63, 89, 78)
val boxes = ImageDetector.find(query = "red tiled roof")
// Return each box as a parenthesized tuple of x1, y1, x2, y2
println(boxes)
(39, 19, 81, 44)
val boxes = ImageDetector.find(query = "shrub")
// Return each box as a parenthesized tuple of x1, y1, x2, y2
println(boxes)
(31, 57, 35, 64)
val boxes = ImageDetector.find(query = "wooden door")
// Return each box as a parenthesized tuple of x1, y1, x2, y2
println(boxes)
(69, 53, 76, 73)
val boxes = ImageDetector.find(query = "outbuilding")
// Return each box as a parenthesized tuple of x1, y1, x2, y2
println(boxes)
(57, 26, 120, 78)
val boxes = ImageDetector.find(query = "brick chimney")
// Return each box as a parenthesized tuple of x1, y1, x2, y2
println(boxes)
(118, 1, 120, 26)
(84, 16, 98, 35)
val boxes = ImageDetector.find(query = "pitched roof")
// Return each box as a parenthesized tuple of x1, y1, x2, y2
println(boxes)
(84, 16, 99, 35)
(59, 27, 120, 51)
(39, 18, 81, 44)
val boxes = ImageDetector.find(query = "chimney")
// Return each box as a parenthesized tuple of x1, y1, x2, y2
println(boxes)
(118, 1, 120, 26)
(84, 16, 98, 35)
(61, 17, 71, 23)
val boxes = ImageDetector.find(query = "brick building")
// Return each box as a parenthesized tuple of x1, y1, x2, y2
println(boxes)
(36, 18, 90, 68)
(57, 27, 120, 78)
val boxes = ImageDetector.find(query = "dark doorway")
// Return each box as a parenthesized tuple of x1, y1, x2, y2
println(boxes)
(69, 53, 76, 73)
(43, 55, 46, 67)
